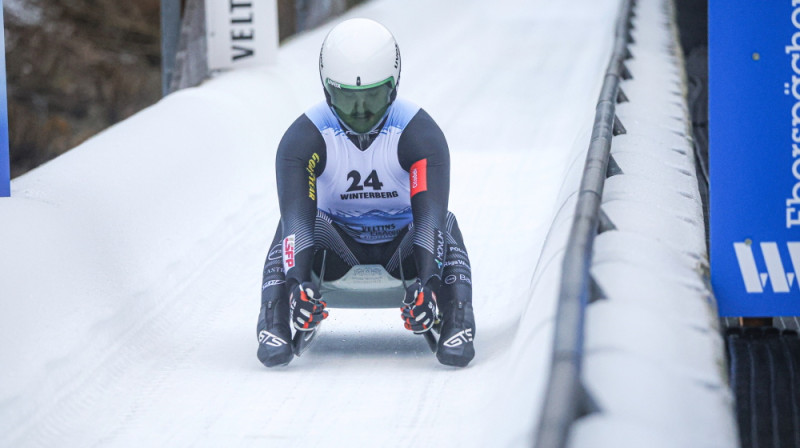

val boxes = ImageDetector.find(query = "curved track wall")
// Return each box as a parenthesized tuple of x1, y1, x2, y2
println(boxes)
(531, 0, 738, 447)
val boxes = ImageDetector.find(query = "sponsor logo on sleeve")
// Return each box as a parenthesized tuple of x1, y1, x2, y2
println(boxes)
(435, 229, 445, 269)
(261, 279, 285, 291)
(307, 153, 320, 200)
(283, 235, 296, 272)
(267, 245, 283, 261)
(448, 246, 467, 255)
(410, 159, 428, 197)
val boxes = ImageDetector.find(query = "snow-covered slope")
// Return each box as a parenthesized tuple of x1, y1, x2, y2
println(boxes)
(0, 0, 622, 445)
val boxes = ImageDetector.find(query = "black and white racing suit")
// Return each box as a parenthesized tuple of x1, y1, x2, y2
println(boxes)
(257, 98, 475, 366)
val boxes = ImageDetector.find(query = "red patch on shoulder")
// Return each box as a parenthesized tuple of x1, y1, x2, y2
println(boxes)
(410, 159, 428, 197)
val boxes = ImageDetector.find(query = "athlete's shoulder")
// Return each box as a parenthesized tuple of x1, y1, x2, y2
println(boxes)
(277, 112, 326, 161)
(397, 105, 449, 170)
(404, 107, 444, 135)
(399, 105, 447, 146)
(304, 101, 344, 134)
(384, 98, 421, 132)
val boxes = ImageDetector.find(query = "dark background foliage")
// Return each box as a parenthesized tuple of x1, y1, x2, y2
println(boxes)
(3, 0, 364, 178)
(5, 0, 162, 177)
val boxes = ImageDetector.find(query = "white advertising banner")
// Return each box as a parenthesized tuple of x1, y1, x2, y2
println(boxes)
(205, 0, 278, 70)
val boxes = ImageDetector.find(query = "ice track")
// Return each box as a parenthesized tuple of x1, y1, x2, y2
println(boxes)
(0, 0, 622, 445)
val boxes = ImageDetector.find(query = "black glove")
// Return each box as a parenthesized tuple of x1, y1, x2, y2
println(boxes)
(290, 281, 328, 332)
(400, 280, 438, 333)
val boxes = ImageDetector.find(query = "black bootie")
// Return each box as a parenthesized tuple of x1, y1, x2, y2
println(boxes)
(435, 284, 475, 367)
(256, 295, 294, 367)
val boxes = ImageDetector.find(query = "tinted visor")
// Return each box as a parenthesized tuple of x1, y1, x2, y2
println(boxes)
(325, 77, 395, 134)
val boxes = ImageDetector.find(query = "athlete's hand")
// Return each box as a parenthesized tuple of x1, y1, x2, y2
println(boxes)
(290, 281, 328, 332)
(401, 279, 438, 333)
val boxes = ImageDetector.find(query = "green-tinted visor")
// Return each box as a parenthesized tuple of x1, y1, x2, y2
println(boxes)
(325, 77, 395, 134)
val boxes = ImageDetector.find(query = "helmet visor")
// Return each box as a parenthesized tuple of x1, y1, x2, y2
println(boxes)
(325, 77, 395, 134)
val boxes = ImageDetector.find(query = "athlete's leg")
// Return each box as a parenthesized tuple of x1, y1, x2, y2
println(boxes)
(257, 212, 366, 367)
(384, 212, 475, 366)
(435, 212, 476, 367)
(256, 224, 294, 367)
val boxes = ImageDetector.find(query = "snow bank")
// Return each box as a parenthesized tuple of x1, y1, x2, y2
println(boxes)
(569, 0, 738, 446)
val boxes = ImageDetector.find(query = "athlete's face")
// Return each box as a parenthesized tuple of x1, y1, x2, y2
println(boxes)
(325, 77, 394, 134)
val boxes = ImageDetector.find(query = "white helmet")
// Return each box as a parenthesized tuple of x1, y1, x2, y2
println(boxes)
(319, 18, 401, 134)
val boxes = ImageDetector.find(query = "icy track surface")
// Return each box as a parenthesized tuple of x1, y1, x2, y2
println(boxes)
(0, 0, 620, 445)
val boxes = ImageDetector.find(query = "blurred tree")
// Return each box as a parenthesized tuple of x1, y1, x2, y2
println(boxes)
(5, 0, 162, 177)
(3, 0, 364, 178)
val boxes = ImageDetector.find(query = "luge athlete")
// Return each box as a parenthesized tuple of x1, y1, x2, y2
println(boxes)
(257, 18, 476, 367)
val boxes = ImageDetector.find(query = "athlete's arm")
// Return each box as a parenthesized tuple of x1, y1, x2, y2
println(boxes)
(398, 108, 450, 289)
(275, 114, 327, 289)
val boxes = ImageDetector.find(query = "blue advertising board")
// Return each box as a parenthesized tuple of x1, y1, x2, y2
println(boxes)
(0, 1, 9, 197)
(710, 1, 800, 316)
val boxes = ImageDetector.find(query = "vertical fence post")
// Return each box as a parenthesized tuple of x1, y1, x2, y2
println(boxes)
(0, 0, 10, 197)
(295, 0, 308, 33)
(161, 0, 182, 96)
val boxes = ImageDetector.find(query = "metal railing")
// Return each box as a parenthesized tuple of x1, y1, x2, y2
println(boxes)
(533, 0, 635, 446)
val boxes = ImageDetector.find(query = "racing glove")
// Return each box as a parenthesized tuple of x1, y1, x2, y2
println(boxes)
(290, 281, 328, 332)
(400, 279, 438, 333)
